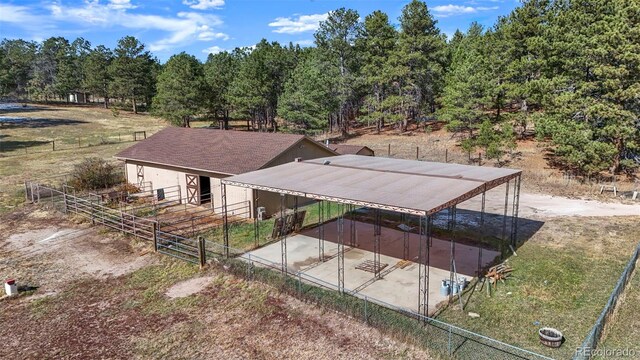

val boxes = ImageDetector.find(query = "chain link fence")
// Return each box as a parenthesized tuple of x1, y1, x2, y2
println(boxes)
(573, 243, 640, 360)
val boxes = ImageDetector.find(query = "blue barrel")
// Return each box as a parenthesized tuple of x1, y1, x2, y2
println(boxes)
(440, 280, 450, 296)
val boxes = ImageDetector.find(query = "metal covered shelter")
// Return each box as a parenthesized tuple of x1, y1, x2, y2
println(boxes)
(221, 155, 522, 317)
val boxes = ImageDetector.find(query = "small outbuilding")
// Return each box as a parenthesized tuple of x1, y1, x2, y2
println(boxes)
(115, 127, 337, 218)
(329, 144, 375, 156)
(68, 91, 88, 103)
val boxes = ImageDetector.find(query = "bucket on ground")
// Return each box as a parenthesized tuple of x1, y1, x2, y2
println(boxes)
(4, 279, 17, 296)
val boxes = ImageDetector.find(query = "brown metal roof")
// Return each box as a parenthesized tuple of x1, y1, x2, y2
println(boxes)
(329, 144, 374, 155)
(222, 155, 521, 215)
(115, 127, 334, 175)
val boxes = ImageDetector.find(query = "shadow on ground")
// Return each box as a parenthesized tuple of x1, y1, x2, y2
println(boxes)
(0, 117, 87, 129)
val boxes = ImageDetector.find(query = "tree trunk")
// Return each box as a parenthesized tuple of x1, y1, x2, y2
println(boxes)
(132, 97, 137, 114)
(104, 97, 109, 109)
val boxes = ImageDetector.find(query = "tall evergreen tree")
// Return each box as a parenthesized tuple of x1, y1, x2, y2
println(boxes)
(396, 0, 446, 119)
(108, 36, 154, 113)
(358, 10, 403, 132)
(227, 40, 294, 131)
(278, 49, 339, 131)
(0, 39, 36, 97)
(152, 52, 206, 127)
(538, 0, 640, 175)
(204, 49, 243, 127)
(315, 8, 362, 135)
(83, 45, 113, 108)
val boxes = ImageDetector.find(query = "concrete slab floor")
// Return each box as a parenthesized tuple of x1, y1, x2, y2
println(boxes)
(242, 234, 468, 314)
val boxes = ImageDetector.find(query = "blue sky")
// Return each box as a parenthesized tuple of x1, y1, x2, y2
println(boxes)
(0, 0, 519, 61)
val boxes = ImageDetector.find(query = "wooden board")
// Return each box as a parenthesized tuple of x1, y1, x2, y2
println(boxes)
(355, 260, 388, 273)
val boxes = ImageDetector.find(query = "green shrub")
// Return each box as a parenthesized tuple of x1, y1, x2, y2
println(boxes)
(69, 157, 123, 191)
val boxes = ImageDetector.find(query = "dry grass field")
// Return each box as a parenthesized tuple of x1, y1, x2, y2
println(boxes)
(0, 104, 165, 214)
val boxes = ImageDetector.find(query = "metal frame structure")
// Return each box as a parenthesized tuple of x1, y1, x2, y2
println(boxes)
(220, 158, 522, 318)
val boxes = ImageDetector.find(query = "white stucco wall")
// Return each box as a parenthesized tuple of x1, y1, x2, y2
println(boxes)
(125, 161, 252, 218)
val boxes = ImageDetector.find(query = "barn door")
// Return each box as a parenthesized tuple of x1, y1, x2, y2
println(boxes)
(186, 174, 199, 205)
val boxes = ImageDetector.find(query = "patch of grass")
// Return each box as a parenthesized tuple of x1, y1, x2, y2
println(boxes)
(200, 201, 345, 253)
(124, 259, 200, 315)
(437, 233, 634, 359)
(595, 260, 640, 358)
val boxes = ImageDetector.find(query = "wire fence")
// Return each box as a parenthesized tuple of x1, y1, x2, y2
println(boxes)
(0, 130, 152, 155)
(573, 242, 640, 360)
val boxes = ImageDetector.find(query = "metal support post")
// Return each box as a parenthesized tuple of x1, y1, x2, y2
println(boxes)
(478, 188, 486, 275)
(337, 203, 345, 294)
(221, 183, 229, 258)
(510, 174, 521, 247)
(418, 215, 430, 320)
(318, 201, 325, 261)
(349, 204, 356, 247)
(373, 209, 382, 279)
(280, 194, 287, 274)
(449, 206, 457, 301)
(501, 180, 510, 259)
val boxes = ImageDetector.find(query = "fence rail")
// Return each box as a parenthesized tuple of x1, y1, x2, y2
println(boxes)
(1, 130, 155, 156)
(574, 243, 640, 360)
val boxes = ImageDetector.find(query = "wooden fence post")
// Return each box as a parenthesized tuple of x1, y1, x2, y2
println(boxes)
(24, 181, 29, 202)
(52, 140, 55, 151)
(198, 236, 206, 269)
(445, 149, 448, 163)
(153, 223, 158, 252)
(416, 146, 419, 160)
(388, 144, 391, 156)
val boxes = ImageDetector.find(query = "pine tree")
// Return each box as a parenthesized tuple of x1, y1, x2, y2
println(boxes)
(278, 49, 339, 131)
(83, 45, 113, 108)
(396, 0, 446, 121)
(152, 52, 206, 127)
(227, 40, 295, 131)
(314, 8, 362, 136)
(538, 0, 640, 175)
(108, 36, 154, 113)
(358, 10, 403, 132)
(203, 49, 243, 127)
(0, 39, 36, 97)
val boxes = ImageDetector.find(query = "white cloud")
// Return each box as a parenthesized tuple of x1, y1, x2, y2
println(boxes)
(268, 13, 328, 34)
(432, 4, 498, 17)
(108, 0, 136, 10)
(0, 4, 47, 24)
(202, 45, 225, 54)
(44, 2, 227, 52)
(196, 25, 229, 41)
(183, 0, 225, 10)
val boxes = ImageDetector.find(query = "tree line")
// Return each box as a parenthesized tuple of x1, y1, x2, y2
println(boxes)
(1, 0, 638, 176)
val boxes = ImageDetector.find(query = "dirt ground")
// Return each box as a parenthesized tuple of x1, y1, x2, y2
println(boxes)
(0, 206, 431, 359)
(338, 124, 639, 201)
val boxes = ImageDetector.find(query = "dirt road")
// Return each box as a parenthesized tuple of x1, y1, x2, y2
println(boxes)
(461, 188, 638, 219)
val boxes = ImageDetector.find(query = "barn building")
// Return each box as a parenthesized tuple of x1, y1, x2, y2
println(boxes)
(115, 127, 336, 218)
(329, 144, 375, 156)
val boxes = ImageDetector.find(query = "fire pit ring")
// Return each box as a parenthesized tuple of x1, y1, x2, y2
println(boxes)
(539, 327, 563, 348)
